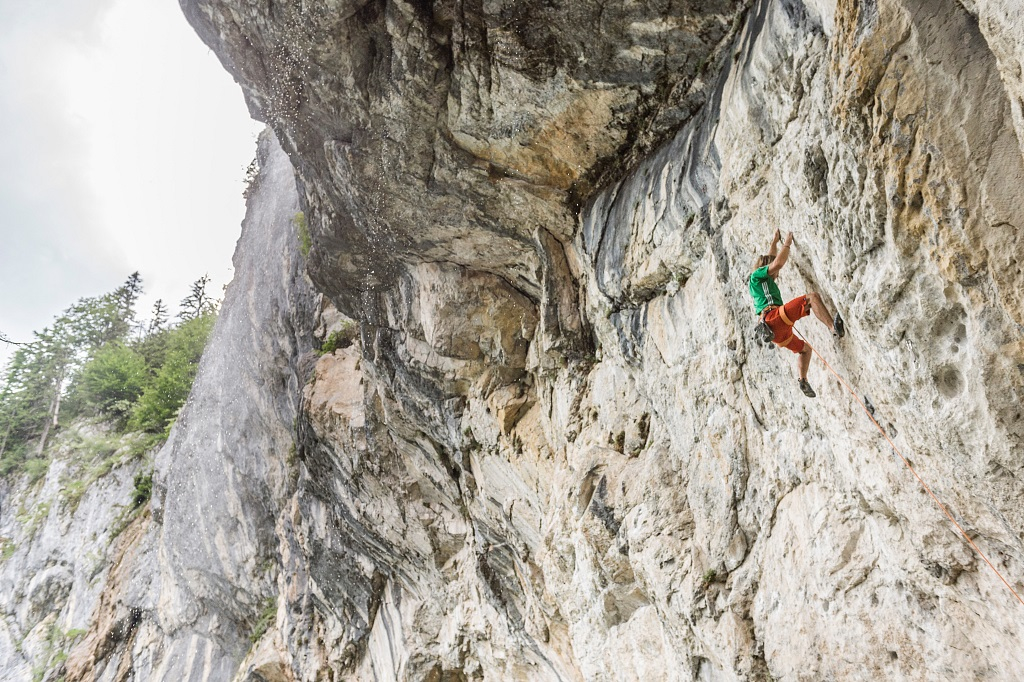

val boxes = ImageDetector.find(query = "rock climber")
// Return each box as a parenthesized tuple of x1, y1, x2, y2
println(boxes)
(749, 228, 844, 398)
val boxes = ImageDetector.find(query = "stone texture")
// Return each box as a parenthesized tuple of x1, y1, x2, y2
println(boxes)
(6, 0, 1024, 680)
(0, 430, 151, 682)
(184, 0, 1024, 677)
(0, 129, 319, 681)
(138, 129, 318, 680)
(178, 0, 749, 310)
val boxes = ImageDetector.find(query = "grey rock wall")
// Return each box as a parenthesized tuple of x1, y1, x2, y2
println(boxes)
(138, 127, 317, 680)
(0, 433, 149, 682)
(178, 0, 750, 311)
(171, 0, 1024, 679)
(7, 0, 1024, 680)
(5, 129, 320, 682)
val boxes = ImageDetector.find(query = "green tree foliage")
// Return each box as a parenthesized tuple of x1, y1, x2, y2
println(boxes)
(129, 313, 216, 435)
(73, 343, 149, 422)
(46, 273, 146, 426)
(0, 350, 37, 475)
(293, 212, 311, 257)
(317, 321, 357, 355)
(242, 154, 262, 200)
(0, 324, 76, 468)
(130, 471, 153, 509)
(0, 274, 219, 478)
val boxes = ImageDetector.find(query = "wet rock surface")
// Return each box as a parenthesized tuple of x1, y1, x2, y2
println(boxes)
(5, 0, 1024, 679)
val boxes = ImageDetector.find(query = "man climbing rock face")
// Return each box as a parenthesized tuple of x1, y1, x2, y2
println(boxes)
(749, 228, 845, 398)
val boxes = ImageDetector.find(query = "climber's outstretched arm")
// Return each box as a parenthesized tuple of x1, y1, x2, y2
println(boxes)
(767, 231, 793, 278)
(768, 228, 781, 259)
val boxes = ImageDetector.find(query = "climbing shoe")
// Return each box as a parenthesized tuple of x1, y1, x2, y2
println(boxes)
(832, 313, 845, 339)
(798, 378, 817, 398)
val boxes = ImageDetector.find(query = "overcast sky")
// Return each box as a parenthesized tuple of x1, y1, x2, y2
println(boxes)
(0, 0, 263, 362)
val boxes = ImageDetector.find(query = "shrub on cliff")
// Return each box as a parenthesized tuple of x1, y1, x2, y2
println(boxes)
(293, 212, 311, 257)
(72, 343, 149, 423)
(129, 313, 216, 435)
(317, 321, 357, 355)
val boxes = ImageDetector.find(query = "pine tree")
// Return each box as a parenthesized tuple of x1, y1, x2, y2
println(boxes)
(0, 284, 144, 459)
(64, 294, 128, 348)
(0, 350, 33, 466)
(117, 272, 145, 338)
(0, 323, 74, 461)
(116, 272, 143, 318)
(179, 275, 215, 321)
(148, 299, 169, 334)
(1, 273, 223, 475)
(30, 325, 72, 456)
(242, 154, 261, 199)
(130, 313, 216, 434)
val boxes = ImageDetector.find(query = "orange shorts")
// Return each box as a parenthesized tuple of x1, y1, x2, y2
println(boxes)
(763, 296, 810, 353)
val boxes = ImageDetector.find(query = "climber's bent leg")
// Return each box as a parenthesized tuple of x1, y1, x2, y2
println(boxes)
(807, 292, 834, 329)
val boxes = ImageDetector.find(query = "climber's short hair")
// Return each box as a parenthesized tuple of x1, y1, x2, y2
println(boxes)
(753, 254, 772, 271)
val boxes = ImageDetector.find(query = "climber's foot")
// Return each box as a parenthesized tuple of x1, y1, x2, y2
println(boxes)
(798, 378, 817, 398)
(832, 313, 845, 339)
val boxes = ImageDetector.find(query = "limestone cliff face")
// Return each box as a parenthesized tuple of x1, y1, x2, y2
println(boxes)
(0, 131, 317, 682)
(6, 0, 1024, 680)
(175, 0, 1023, 678)
(0, 432, 149, 681)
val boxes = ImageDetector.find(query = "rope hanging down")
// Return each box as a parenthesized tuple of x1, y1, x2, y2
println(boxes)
(791, 328, 1024, 608)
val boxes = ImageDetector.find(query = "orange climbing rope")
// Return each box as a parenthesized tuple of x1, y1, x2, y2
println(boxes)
(791, 327, 1024, 608)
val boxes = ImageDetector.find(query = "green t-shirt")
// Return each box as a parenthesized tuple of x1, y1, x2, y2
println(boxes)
(749, 265, 783, 314)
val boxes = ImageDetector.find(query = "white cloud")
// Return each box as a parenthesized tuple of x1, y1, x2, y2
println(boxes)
(0, 0, 262, 362)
